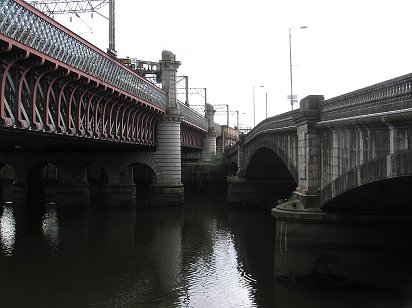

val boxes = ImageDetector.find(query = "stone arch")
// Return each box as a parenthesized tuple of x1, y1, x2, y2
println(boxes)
(243, 135, 298, 183)
(322, 176, 412, 210)
(245, 147, 296, 184)
(117, 153, 160, 183)
(133, 163, 156, 186)
(120, 154, 158, 207)
(320, 150, 412, 209)
(83, 153, 160, 207)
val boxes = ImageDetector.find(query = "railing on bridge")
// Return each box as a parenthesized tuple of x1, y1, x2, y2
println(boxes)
(0, 0, 208, 132)
(244, 110, 299, 144)
(321, 73, 412, 122)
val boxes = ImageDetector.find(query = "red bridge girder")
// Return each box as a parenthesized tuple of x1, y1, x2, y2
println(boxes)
(0, 40, 162, 146)
(181, 123, 202, 149)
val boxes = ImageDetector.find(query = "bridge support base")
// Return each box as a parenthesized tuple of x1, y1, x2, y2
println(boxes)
(292, 190, 319, 209)
(272, 205, 412, 288)
(149, 183, 184, 207)
(227, 178, 295, 207)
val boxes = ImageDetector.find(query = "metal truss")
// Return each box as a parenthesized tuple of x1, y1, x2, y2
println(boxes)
(181, 124, 202, 149)
(0, 45, 161, 145)
(26, 0, 109, 16)
(0, 0, 209, 135)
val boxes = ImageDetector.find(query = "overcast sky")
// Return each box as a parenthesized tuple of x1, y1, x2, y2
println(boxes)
(52, 0, 412, 129)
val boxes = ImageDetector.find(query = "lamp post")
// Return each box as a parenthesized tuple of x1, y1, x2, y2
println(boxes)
(289, 26, 307, 110)
(253, 85, 264, 126)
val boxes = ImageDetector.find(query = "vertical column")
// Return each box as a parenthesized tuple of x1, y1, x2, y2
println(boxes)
(236, 134, 245, 178)
(331, 129, 340, 181)
(386, 124, 397, 179)
(102, 163, 136, 207)
(151, 51, 184, 206)
(202, 103, 217, 162)
(56, 162, 90, 206)
(227, 133, 247, 205)
(292, 95, 323, 209)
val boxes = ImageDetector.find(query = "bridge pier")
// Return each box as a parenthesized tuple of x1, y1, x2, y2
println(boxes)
(236, 134, 245, 178)
(290, 95, 323, 209)
(201, 104, 218, 162)
(0, 164, 15, 204)
(228, 134, 296, 207)
(149, 50, 184, 206)
(56, 165, 89, 207)
(272, 210, 412, 287)
(150, 112, 184, 206)
(99, 165, 136, 207)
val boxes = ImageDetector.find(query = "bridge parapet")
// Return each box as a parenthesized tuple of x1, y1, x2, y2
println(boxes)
(179, 103, 208, 131)
(321, 73, 412, 122)
(245, 110, 299, 144)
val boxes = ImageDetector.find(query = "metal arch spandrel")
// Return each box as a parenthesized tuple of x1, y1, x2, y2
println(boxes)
(0, 0, 167, 110)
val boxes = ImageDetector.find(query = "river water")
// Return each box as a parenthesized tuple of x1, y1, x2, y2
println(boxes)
(1, 190, 412, 308)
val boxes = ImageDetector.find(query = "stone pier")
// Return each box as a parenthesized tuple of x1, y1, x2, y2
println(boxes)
(202, 103, 218, 162)
(150, 50, 184, 206)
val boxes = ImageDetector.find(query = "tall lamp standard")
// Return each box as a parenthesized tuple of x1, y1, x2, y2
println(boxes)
(253, 85, 264, 127)
(289, 26, 307, 110)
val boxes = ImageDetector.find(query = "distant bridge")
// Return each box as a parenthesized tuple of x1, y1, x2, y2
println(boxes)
(228, 73, 412, 211)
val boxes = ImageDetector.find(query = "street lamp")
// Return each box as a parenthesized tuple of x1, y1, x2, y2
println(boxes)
(253, 85, 264, 126)
(289, 26, 307, 110)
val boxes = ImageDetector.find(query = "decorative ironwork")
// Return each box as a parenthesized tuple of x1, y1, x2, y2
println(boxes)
(0, 0, 208, 130)
(0, 0, 208, 147)
(0, 0, 165, 108)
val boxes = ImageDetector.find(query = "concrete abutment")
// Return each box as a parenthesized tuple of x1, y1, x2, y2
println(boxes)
(272, 207, 412, 288)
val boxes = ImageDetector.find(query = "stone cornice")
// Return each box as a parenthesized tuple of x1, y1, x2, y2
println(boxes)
(316, 108, 412, 129)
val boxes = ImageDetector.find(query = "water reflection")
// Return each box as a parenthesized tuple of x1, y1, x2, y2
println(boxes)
(3, 191, 412, 307)
(0, 205, 15, 256)
(177, 228, 256, 308)
(42, 204, 60, 254)
(0, 191, 271, 307)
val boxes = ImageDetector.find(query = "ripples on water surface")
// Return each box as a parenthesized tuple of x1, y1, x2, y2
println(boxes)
(0, 191, 275, 307)
(2, 191, 412, 308)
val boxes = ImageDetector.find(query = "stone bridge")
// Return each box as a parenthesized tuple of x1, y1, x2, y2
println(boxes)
(228, 73, 412, 211)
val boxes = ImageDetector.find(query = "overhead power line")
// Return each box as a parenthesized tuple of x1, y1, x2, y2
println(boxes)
(27, 0, 116, 56)
(27, 0, 109, 17)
